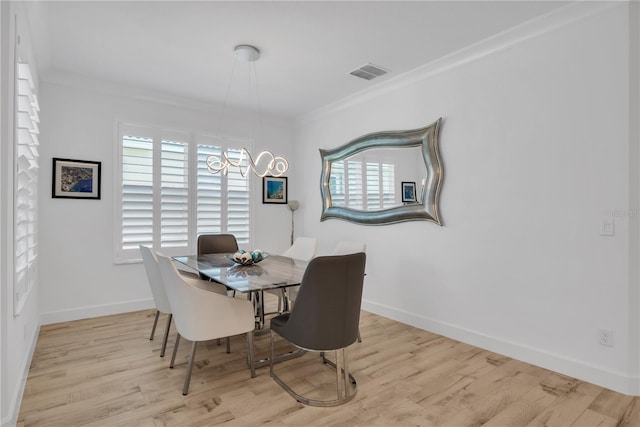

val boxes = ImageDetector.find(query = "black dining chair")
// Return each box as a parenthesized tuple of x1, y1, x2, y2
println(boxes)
(269, 252, 366, 406)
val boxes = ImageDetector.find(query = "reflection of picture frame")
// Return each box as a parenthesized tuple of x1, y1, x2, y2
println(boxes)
(263, 176, 288, 204)
(401, 181, 417, 203)
(52, 158, 101, 200)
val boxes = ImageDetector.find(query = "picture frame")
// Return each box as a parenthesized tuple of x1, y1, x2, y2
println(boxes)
(52, 158, 101, 200)
(401, 181, 417, 203)
(263, 176, 288, 204)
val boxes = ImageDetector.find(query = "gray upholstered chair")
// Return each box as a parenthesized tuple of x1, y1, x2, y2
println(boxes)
(269, 252, 366, 406)
(331, 240, 366, 342)
(157, 254, 255, 395)
(197, 233, 239, 256)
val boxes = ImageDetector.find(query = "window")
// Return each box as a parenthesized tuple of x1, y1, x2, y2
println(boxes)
(115, 124, 251, 263)
(14, 60, 40, 315)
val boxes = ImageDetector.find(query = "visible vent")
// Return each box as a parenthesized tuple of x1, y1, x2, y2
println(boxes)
(349, 63, 389, 80)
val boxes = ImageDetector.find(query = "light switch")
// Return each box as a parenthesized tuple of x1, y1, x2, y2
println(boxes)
(600, 218, 614, 236)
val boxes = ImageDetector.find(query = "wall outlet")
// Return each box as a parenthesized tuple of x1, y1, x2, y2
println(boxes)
(598, 329, 614, 347)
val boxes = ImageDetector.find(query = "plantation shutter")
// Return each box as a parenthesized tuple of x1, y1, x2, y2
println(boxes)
(160, 138, 189, 249)
(116, 126, 252, 263)
(381, 163, 396, 208)
(226, 148, 250, 244)
(196, 144, 223, 234)
(366, 163, 381, 209)
(14, 61, 40, 314)
(347, 160, 363, 209)
(329, 161, 345, 207)
(121, 134, 154, 251)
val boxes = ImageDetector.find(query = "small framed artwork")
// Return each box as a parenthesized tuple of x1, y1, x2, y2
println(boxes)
(401, 181, 417, 203)
(263, 176, 288, 204)
(52, 158, 101, 200)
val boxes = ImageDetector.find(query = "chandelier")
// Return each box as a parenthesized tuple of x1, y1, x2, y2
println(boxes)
(206, 45, 289, 178)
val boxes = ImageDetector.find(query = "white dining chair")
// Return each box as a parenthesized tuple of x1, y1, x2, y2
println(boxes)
(139, 245, 174, 357)
(156, 254, 256, 395)
(267, 237, 317, 313)
(331, 240, 366, 255)
(282, 236, 317, 261)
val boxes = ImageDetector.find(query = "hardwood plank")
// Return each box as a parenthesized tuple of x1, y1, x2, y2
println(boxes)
(17, 309, 640, 426)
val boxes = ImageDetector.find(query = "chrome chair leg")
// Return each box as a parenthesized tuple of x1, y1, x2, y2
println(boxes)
(247, 331, 255, 378)
(149, 310, 160, 340)
(160, 313, 172, 357)
(270, 332, 357, 407)
(183, 341, 197, 395)
(170, 334, 181, 368)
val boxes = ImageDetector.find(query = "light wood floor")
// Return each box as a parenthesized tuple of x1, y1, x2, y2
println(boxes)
(18, 302, 639, 426)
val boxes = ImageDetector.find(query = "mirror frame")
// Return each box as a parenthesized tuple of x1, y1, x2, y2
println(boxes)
(320, 118, 443, 226)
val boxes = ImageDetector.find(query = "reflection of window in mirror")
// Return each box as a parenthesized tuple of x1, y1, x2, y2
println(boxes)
(330, 158, 397, 211)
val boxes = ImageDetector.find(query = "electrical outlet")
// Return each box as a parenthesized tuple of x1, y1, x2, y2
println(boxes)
(598, 329, 614, 347)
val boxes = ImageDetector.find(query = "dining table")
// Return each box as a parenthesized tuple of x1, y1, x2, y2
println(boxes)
(172, 252, 308, 372)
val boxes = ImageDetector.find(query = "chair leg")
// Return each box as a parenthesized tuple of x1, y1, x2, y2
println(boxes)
(269, 330, 275, 378)
(183, 341, 198, 395)
(270, 332, 357, 407)
(170, 334, 181, 368)
(335, 349, 344, 399)
(247, 331, 255, 378)
(226, 337, 231, 354)
(149, 310, 160, 340)
(160, 314, 172, 357)
(357, 329, 362, 343)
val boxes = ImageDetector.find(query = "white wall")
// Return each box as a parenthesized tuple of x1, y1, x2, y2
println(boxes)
(294, 3, 639, 395)
(1, 3, 42, 426)
(38, 79, 295, 324)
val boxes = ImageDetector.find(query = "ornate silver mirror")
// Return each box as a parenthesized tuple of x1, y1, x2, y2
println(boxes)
(320, 118, 443, 225)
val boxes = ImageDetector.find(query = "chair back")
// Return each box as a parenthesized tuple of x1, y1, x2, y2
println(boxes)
(156, 255, 255, 342)
(139, 245, 171, 314)
(197, 233, 239, 255)
(282, 237, 317, 261)
(282, 252, 366, 351)
(331, 241, 366, 255)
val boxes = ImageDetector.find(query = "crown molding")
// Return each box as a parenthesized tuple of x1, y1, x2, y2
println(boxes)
(41, 69, 292, 128)
(296, 1, 625, 127)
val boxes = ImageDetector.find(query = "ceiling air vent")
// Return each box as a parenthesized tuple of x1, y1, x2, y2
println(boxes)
(349, 63, 390, 81)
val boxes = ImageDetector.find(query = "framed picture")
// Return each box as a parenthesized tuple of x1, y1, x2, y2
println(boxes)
(263, 176, 288, 204)
(52, 158, 101, 200)
(401, 181, 417, 203)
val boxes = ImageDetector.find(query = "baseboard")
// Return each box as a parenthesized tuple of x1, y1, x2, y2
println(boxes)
(40, 298, 155, 325)
(362, 299, 639, 397)
(1, 324, 40, 427)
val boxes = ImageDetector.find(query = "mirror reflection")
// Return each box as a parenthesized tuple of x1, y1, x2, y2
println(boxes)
(328, 147, 427, 211)
(320, 118, 443, 225)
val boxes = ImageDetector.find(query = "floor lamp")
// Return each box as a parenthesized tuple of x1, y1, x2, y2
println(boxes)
(288, 200, 299, 246)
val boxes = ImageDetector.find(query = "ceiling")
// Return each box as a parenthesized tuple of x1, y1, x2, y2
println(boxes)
(27, 1, 570, 120)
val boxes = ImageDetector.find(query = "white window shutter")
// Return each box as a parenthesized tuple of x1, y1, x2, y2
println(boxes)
(347, 161, 363, 209)
(196, 144, 223, 234)
(366, 163, 381, 209)
(14, 61, 40, 315)
(226, 148, 250, 245)
(329, 161, 345, 207)
(116, 127, 252, 263)
(160, 139, 189, 249)
(121, 135, 154, 251)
